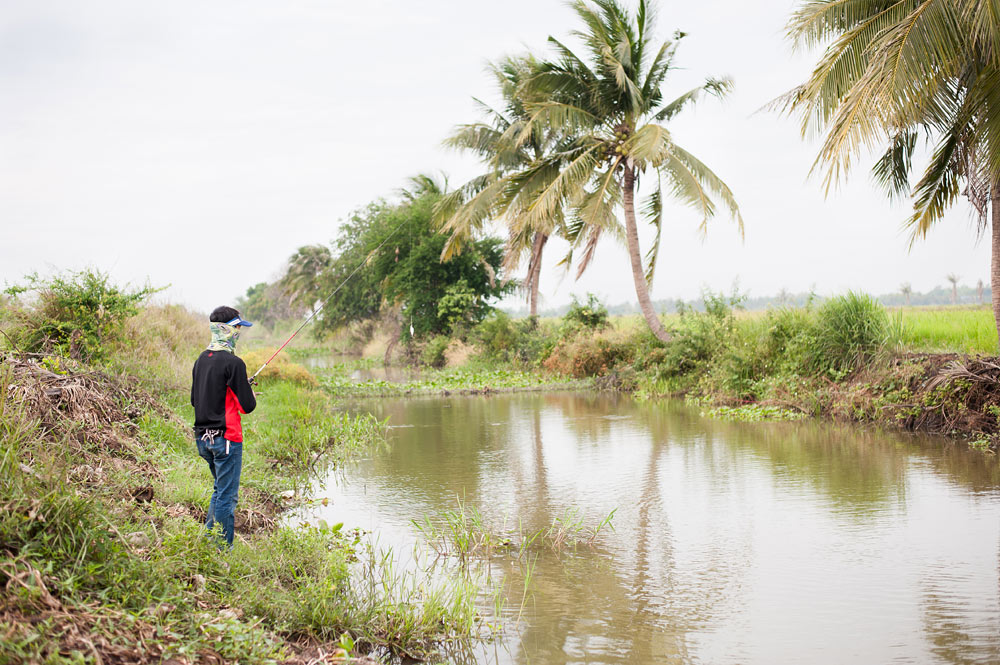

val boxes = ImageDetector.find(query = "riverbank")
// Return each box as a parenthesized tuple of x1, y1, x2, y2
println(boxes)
(324, 294, 1000, 452)
(0, 301, 486, 663)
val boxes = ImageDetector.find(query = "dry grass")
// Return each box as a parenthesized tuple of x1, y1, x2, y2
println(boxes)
(444, 339, 474, 367)
(240, 347, 317, 386)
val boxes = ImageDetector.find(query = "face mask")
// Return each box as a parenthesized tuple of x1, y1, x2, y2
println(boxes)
(207, 322, 239, 353)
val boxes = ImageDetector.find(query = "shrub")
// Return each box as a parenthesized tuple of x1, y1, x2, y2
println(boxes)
(476, 312, 519, 359)
(543, 334, 632, 377)
(240, 347, 317, 386)
(474, 313, 558, 366)
(656, 291, 739, 380)
(563, 293, 609, 330)
(3, 270, 159, 361)
(421, 335, 450, 368)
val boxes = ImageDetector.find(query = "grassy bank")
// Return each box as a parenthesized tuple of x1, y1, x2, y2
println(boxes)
(0, 278, 488, 663)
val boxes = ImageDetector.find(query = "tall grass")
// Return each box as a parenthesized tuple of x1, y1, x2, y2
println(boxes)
(810, 292, 902, 377)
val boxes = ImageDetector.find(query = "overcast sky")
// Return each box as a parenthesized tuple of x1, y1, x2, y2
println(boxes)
(0, 0, 988, 316)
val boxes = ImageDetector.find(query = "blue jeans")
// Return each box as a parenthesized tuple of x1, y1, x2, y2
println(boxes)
(196, 435, 243, 548)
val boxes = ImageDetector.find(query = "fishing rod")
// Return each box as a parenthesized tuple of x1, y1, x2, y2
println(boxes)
(249, 219, 410, 385)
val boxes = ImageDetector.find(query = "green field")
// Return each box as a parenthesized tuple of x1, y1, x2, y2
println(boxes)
(606, 305, 999, 355)
(896, 306, 998, 354)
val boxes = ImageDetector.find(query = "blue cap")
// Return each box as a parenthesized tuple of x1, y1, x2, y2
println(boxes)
(226, 316, 253, 327)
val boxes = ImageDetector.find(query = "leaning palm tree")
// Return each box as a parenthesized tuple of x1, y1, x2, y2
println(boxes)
(515, 0, 743, 342)
(280, 245, 332, 314)
(780, 0, 1000, 346)
(435, 55, 567, 317)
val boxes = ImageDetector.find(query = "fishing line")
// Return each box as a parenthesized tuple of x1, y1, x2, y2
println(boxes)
(249, 217, 411, 383)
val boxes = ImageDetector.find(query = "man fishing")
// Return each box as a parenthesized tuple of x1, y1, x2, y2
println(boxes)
(191, 306, 257, 548)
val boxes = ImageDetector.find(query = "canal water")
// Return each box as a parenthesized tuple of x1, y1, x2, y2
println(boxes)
(301, 392, 1000, 664)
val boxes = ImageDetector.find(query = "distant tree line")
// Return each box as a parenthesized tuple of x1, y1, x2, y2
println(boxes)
(505, 283, 994, 319)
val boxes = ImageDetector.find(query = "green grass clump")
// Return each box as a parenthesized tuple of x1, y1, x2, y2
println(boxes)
(810, 292, 902, 378)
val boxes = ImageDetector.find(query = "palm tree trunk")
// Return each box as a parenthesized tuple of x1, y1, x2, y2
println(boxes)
(992, 181, 1000, 349)
(528, 233, 548, 317)
(623, 164, 671, 343)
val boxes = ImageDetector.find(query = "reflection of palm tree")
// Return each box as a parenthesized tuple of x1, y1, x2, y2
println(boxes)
(626, 431, 691, 661)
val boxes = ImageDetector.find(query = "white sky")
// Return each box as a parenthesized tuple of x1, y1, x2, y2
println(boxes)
(0, 0, 988, 315)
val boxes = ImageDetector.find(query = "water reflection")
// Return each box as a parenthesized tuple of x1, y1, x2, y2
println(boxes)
(304, 393, 1000, 664)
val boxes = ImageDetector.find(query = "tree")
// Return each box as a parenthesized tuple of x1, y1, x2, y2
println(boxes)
(280, 245, 331, 314)
(900, 282, 912, 307)
(947, 273, 960, 305)
(236, 281, 305, 328)
(781, 0, 1000, 347)
(436, 55, 567, 317)
(515, 0, 743, 342)
(978, 278, 985, 304)
(315, 179, 514, 338)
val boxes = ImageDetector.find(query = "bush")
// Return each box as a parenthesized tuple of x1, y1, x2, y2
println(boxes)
(657, 291, 740, 380)
(543, 334, 633, 378)
(474, 312, 558, 366)
(3, 270, 159, 361)
(240, 347, 317, 386)
(421, 335, 450, 368)
(563, 293, 609, 330)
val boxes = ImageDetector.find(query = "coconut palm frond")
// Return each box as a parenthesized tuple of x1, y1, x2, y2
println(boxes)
(626, 123, 672, 165)
(668, 143, 744, 236)
(654, 77, 732, 122)
(575, 225, 604, 279)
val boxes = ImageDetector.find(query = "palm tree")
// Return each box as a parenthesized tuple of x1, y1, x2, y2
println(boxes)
(280, 245, 331, 314)
(780, 0, 1000, 346)
(947, 273, 960, 305)
(900, 282, 912, 307)
(978, 278, 985, 304)
(435, 55, 567, 317)
(515, 0, 743, 342)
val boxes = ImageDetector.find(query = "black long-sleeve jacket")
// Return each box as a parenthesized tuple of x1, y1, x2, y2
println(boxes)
(191, 350, 256, 442)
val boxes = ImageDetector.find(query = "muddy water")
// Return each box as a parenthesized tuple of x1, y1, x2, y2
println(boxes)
(304, 392, 1000, 664)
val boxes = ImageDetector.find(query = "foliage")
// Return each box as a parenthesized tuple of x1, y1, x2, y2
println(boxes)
(474, 312, 558, 366)
(236, 281, 306, 329)
(318, 364, 579, 398)
(316, 186, 514, 338)
(704, 404, 806, 422)
(563, 293, 610, 330)
(280, 245, 332, 313)
(436, 279, 479, 331)
(543, 333, 634, 378)
(3, 269, 159, 361)
(421, 336, 450, 368)
(656, 291, 743, 380)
